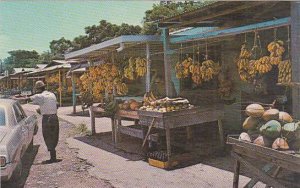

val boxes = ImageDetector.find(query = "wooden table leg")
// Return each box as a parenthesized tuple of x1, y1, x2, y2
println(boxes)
(244, 164, 274, 188)
(111, 117, 115, 143)
(233, 158, 240, 188)
(166, 127, 171, 161)
(218, 119, 224, 148)
(186, 126, 193, 142)
(89, 106, 96, 135)
(115, 115, 121, 143)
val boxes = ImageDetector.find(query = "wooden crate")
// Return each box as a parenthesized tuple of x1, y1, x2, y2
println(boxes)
(148, 158, 178, 169)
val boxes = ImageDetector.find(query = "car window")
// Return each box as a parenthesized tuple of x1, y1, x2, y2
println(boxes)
(13, 104, 25, 123)
(16, 103, 27, 118)
(0, 107, 5, 126)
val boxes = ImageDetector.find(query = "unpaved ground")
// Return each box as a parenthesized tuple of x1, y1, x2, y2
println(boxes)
(1, 110, 112, 188)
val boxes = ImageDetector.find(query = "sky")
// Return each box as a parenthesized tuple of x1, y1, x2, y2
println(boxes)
(0, 1, 157, 59)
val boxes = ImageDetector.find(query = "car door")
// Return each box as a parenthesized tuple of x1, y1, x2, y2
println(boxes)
(16, 103, 35, 140)
(12, 104, 29, 151)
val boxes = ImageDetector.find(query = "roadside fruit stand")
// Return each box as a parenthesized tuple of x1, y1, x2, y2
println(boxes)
(156, 0, 300, 182)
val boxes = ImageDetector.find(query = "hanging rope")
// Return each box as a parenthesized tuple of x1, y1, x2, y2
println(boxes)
(180, 43, 183, 61)
(192, 43, 195, 64)
(274, 28, 278, 41)
(197, 43, 200, 63)
(244, 33, 247, 43)
(287, 26, 290, 59)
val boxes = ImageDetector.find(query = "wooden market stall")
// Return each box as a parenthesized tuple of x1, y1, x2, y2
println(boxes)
(157, 0, 300, 183)
(26, 60, 72, 106)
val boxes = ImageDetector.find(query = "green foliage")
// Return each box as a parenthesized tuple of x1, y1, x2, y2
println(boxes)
(3, 50, 40, 72)
(49, 37, 72, 58)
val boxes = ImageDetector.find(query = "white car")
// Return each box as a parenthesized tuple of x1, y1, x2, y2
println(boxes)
(0, 99, 38, 182)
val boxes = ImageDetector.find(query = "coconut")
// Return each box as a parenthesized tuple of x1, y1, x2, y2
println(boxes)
(282, 122, 300, 141)
(253, 135, 273, 147)
(260, 120, 281, 138)
(243, 117, 259, 130)
(245, 104, 265, 117)
(262, 109, 279, 121)
(279, 111, 293, 123)
(272, 138, 289, 150)
(239, 132, 251, 142)
(130, 101, 140, 110)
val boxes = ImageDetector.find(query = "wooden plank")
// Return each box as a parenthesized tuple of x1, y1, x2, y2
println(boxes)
(142, 118, 156, 148)
(146, 43, 151, 93)
(118, 110, 139, 119)
(244, 164, 274, 188)
(228, 137, 300, 165)
(233, 145, 300, 173)
(291, 2, 300, 120)
(119, 126, 144, 139)
(217, 119, 224, 148)
(231, 152, 286, 188)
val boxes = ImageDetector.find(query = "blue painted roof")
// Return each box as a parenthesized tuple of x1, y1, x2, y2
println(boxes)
(171, 17, 290, 43)
(171, 27, 216, 36)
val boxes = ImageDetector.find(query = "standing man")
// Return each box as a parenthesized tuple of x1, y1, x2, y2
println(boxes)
(30, 81, 59, 163)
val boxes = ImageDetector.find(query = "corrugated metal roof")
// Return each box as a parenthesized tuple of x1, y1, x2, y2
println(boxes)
(13, 68, 35, 74)
(65, 35, 161, 60)
(171, 27, 216, 36)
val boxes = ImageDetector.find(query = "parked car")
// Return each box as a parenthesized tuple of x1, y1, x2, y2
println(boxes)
(0, 99, 38, 182)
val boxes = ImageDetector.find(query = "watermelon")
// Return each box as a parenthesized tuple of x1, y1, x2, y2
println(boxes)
(259, 120, 281, 138)
(262, 109, 279, 121)
(245, 104, 265, 117)
(282, 122, 300, 141)
(242, 117, 259, 130)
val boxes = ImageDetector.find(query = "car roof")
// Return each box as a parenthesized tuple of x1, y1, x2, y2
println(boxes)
(0, 99, 16, 108)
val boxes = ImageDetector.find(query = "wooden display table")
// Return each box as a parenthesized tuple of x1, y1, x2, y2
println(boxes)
(227, 136, 300, 188)
(138, 105, 224, 160)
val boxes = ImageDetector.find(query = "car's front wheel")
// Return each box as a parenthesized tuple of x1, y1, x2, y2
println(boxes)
(11, 161, 23, 181)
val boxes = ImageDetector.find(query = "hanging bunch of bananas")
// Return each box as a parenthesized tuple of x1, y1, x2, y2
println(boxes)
(189, 62, 202, 85)
(124, 57, 136, 80)
(78, 63, 128, 103)
(237, 44, 256, 82)
(268, 40, 285, 65)
(253, 56, 273, 74)
(135, 57, 147, 77)
(278, 59, 292, 83)
(175, 57, 193, 79)
(200, 60, 221, 82)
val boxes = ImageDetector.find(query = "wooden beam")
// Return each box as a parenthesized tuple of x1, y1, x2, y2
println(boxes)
(172, 2, 266, 28)
(146, 43, 151, 93)
(291, 2, 300, 119)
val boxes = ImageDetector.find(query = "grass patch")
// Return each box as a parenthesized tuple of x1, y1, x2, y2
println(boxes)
(75, 123, 92, 136)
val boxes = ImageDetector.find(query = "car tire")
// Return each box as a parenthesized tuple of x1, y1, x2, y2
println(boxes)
(11, 161, 23, 181)
(27, 138, 33, 153)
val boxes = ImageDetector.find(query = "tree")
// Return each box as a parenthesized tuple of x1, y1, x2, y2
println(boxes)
(49, 37, 72, 59)
(39, 51, 55, 64)
(141, 1, 203, 34)
(3, 50, 40, 72)
(71, 35, 92, 51)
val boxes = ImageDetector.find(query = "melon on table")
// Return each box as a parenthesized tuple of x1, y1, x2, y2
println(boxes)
(282, 122, 300, 141)
(243, 116, 259, 130)
(239, 132, 251, 142)
(272, 138, 289, 150)
(259, 120, 281, 138)
(245, 104, 265, 117)
(253, 135, 273, 147)
(262, 109, 279, 121)
(279, 111, 293, 123)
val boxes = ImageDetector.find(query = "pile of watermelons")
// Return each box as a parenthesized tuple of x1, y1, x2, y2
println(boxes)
(239, 103, 300, 151)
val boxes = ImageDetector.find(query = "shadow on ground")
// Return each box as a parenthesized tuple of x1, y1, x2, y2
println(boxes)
(1, 145, 39, 188)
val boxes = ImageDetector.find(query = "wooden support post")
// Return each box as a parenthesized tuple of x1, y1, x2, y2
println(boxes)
(142, 118, 156, 148)
(111, 117, 115, 143)
(89, 106, 96, 135)
(291, 2, 300, 119)
(166, 126, 171, 160)
(218, 119, 224, 148)
(162, 28, 174, 97)
(233, 159, 240, 188)
(146, 43, 151, 93)
(59, 69, 62, 107)
(71, 72, 76, 114)
(231, 152, 285, 188)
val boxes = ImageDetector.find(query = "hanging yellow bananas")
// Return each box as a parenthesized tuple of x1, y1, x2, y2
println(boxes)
(135, 57, 147, 77)
(278, 59, 292, 83)
(236, 44, 255, 82)
(200, 60, 221, 82)
(189, 62, 202, 85)
(254, 56, 273, 74)
(175, 57, 192, 79)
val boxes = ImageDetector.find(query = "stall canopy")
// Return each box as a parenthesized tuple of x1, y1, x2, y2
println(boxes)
(157, 1, 290, 28)
(64, 35, 162, 60)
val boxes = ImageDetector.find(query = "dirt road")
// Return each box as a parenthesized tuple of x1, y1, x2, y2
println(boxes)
(1, 109, 112, 188)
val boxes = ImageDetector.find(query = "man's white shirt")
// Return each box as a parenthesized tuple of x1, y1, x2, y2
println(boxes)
(30, 91, 57, 115)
